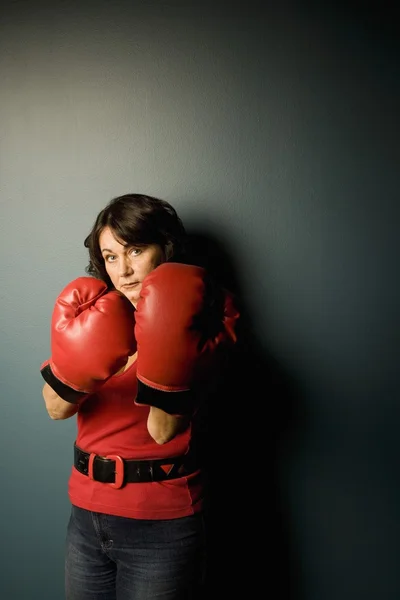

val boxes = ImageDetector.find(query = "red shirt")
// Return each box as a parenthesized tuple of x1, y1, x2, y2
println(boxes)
(68, 358, 204, 519)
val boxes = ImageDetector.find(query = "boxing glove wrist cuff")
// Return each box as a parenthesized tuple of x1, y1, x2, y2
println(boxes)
(41, 363, 88, 405)
(135, 380, 195, 416)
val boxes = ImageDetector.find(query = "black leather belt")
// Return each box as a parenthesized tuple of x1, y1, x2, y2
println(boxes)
(74, 443, 197, 489)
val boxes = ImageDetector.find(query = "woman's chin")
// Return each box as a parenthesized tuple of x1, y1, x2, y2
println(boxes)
(120, 288, 139, 307)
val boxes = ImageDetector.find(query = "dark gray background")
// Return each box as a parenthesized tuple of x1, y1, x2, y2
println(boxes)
(1, 1, 399, 598)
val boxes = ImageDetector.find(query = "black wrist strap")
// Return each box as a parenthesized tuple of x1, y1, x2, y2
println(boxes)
(136, 379, 196, 416)
(40, 363, 87, 404)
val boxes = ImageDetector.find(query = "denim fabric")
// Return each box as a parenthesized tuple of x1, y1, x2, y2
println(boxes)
(65, 505, 206, 600)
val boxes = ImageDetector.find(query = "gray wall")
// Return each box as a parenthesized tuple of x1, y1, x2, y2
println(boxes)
(1, 2, 399, 599)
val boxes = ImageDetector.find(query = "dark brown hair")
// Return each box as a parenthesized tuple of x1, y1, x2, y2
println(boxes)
(84, 193, 187, 286)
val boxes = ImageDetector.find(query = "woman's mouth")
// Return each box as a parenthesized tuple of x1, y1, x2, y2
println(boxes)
(122, 282, 139, 290)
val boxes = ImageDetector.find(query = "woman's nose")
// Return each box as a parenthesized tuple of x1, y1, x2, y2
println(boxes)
(119, 256, 133, 276)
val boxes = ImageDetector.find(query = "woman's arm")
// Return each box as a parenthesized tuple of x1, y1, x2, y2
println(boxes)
(42, 383, 79, 420)
(147, 406, 190, 444)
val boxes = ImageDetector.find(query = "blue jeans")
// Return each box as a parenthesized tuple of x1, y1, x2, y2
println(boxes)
(65, 505, 206, 600)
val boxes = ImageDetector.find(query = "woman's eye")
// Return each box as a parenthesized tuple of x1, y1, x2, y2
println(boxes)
(106, 255, 117, 263)
(130, 248, 142, 257)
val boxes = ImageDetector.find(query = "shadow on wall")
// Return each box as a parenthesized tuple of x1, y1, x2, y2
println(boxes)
(185, 229, 308, 600)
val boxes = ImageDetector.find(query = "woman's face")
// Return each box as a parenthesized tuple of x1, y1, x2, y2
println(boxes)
(99, 226, 165, 307)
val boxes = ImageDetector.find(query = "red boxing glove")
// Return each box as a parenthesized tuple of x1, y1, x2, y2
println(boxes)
(134, 262, 239, 415)
(40, 277, 136, 403)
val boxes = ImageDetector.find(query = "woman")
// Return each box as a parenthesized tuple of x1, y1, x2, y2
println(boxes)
(41, 193, 239, 600)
